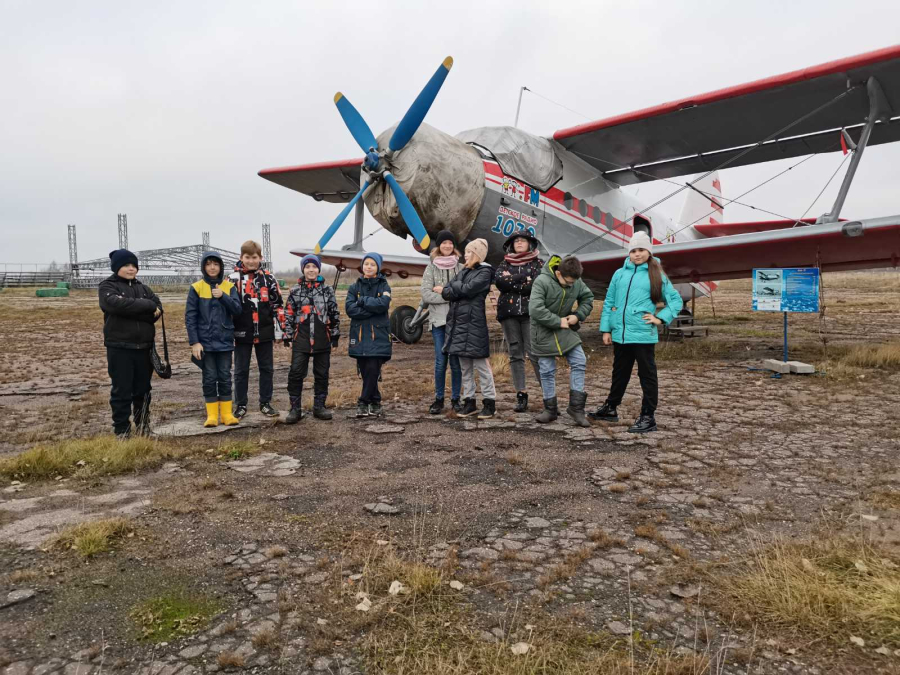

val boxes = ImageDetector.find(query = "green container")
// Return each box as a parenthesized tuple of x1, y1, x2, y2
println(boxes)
(36, 288, 70, 297)
(278, 279, 286, 288)
(56, 281, 71, 289)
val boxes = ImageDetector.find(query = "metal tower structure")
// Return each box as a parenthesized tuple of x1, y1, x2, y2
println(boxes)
(67, 224, 78, 277)
(262, 223, 272, 265)
(202, 232, 210, 248)
(117, 214, 128, 250)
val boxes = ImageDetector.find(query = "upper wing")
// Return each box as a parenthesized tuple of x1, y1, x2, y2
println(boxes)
(290, 248, 429, 278)
(258, 158, 363, 203)
(692, 218, 820, 237)
(579, 216, 900, 284)
(554, 45, 900, 186)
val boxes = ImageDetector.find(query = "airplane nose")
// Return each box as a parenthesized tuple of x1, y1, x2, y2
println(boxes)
(364, 122, 484, 248)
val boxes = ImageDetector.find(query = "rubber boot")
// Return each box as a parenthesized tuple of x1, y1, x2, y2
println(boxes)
(220, 401, 240, 426)
(204, 402, 219, 428)
(566, 389, 590, 428)
(285, 396, 304, 424)
(535, 397, 559, 424)
(514, 392, 528, 413)
(313, 394, 333, 420)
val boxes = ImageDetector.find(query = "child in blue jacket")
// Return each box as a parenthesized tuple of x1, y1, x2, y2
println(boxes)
(590, 232, 683, 433)
(346, 253, 392, 418)
(185, 252, 243, 427)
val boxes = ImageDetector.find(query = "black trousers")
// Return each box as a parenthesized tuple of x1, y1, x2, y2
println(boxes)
(357, 357, 385, 404)
(106, 347, 153, 434)
(607, 343, 658, 414)
(288, 348, 330, 404)
(233, 341, 275, 407)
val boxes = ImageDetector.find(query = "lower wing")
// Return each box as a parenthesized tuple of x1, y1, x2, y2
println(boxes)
(580, 216, 900, 284)
(290, 249, 430, 279)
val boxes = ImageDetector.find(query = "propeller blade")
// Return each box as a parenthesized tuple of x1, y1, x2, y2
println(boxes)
(384, 173, 430, 250)
(334, 92, 378, 153)
(388, 56, 453, 152)
(314, 180, 371, 255)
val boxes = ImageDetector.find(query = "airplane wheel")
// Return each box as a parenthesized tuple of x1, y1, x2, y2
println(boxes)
(390, 305, 423, 344)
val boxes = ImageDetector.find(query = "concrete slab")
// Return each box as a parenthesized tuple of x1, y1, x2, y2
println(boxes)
(762, 359, 791, 374)
(786, 361, 815, 374)
(154, 412, 266, 437)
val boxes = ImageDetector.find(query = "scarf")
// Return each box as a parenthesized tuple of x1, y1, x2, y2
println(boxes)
(504, 249, 540, 265)
(432, 255, 459, 270)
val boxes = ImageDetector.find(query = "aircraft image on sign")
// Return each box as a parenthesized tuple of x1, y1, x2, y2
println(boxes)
(259, 47, 900, 343)
(759, 287, 779, 297)
(757, 272, 782, 282)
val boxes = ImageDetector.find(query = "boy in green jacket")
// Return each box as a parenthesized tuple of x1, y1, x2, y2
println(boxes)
(528, 255, 594, 426)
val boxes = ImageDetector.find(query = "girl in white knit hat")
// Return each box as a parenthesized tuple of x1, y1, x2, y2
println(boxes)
(590, 231, 683, 432)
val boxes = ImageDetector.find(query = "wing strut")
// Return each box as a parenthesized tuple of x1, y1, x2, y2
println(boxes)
(820, 76, 894, 223)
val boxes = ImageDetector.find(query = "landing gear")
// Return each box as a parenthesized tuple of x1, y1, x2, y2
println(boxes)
(390, 305, 423, 344)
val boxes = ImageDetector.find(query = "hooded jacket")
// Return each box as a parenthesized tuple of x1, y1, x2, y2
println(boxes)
(229, 261, 284, 344)
(528, 256, 595, 357)
(421, 258, 463, 329)
(346, 274, 392, 360)
(599, 257, 683, 344)
(283, 275, 340, 353)
(185, 252, 243, 352)
(441, 263, 494, 359)
(98, 274, 162, 349)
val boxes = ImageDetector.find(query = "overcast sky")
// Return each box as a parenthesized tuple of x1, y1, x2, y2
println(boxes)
(1, 0, 898, 271)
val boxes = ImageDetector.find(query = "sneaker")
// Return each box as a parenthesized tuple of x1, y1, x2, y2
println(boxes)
(259, 402, 279, 417)
(369, 402, 383, 417)
(356, 403, 370, 418)
(513, 392, 528, 413)
(458, 398, 477, 417)
(451, 398, 462, 414)
(428, 398, 445, 415)
(587, 402, 618, 422)
(234, 405, 248, 419)
(476, 398, 496, 420)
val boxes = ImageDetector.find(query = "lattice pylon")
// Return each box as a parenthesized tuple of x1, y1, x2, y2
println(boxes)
(67, 224, 78, 277)
(262, 223, 272, 266)
(117, 214, 128, 250)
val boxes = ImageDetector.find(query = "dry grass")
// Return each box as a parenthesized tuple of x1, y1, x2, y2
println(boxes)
(217, 651, 246, 668)
(713, 532, 900, 645)
(837, 342, 900, 370)
(251, 626, 280, 649)
(490, 352, 511, 378)
(50, 518, 133, 557)
(0, 435, 258, 481)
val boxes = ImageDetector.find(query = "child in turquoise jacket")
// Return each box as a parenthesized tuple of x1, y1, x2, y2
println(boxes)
(589, 232, 683, 433)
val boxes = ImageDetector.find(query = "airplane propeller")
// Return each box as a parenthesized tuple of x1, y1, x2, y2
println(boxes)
(314, 56, 454, 255)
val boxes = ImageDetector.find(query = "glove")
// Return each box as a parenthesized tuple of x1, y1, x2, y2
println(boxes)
(331, 337, 340, 349)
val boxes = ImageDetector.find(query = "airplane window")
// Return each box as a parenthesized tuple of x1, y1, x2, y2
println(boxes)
(563, 192, 573, 210)
(578, 200, 588, 217)
(592, 208, 602, 224)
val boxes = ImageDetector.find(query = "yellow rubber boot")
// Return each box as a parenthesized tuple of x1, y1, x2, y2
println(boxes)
(204, 402, 219, 427)
(220, 401, 240, 426)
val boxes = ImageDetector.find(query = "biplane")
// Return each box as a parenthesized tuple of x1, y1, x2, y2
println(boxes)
(259, 46, 900, 342)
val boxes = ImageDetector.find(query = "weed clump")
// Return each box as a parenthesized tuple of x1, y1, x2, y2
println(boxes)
(51, 518, 133, 557)
(130, 592, 221, 643)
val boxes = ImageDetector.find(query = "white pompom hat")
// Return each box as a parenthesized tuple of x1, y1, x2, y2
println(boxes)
(627, 231, 653, 254)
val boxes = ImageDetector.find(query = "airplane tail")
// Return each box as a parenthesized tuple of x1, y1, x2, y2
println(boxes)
(675, 171, 723, 300)
(678, 171, 724, 240)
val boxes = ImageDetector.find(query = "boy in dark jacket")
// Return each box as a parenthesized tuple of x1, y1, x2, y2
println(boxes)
(528, 255, 594, 427)
(229, 240, 284, 419)
(495, 232, 544, 412)
(282, 254, 340, 423)
(346, 252, 392, 418)
(185, 252, 243, 427)
(99, 249, 162, 437)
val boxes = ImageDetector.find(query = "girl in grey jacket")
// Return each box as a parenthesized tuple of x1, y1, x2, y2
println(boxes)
(421, 229, 464, 414)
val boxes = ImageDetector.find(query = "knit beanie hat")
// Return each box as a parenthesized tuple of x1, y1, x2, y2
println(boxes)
(628, 231, 653, 254)
(300, 254, 321, 272)
(434, 229, 456, 249)
(465, 238, 489, 264)
(109, 249, 139, 274)
(363, 252, 383, 273)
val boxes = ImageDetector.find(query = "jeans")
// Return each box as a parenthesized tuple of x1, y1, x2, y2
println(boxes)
(357, 357, 386, 404)
(500, 317, 541, 392)
(288, 348, 330, 406)
(106, 347, 153, 434)
(233, 341, 275, 407)
(606, 343, 658, 414)
(538, 344, 586, 399)
(459, 357, 496, 400)
(201, 350, 233, 403)
(431, 326, 461, 400)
